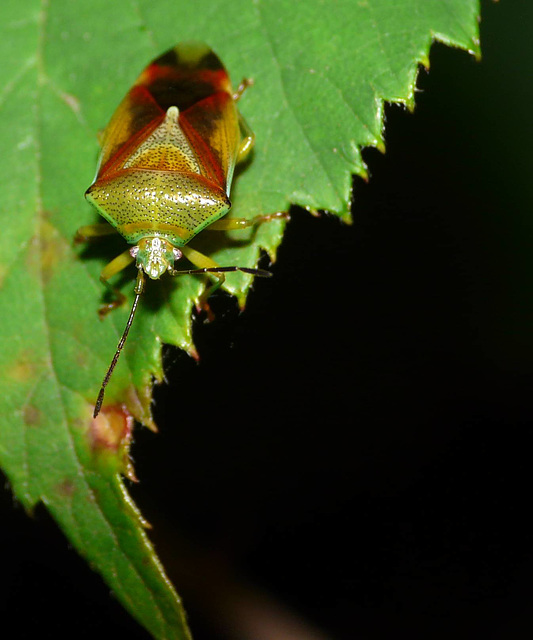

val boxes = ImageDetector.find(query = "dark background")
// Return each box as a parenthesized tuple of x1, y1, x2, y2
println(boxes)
(2, 2, 533, 638)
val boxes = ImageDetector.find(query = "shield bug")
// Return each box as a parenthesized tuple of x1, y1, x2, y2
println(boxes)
(77, 42, 286, 417)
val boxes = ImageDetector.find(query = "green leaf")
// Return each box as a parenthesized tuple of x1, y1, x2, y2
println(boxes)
(0, 0, 479, 638)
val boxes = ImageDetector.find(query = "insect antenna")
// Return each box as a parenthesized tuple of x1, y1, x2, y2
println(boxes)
(172, 266, 272, 277)
(94, 273, 144, 418)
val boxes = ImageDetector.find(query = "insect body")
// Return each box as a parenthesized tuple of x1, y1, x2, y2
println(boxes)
(78, 42, 285, 417)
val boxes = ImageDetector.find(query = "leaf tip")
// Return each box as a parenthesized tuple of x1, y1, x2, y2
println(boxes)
(187, 344, 200, 362)
(420, 54, 431, 71)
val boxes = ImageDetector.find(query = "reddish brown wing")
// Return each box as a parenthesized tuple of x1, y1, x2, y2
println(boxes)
(96, 42, 240, 194)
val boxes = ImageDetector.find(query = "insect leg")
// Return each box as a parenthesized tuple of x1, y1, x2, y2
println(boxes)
(236, 111, 255, 164)
(233, 79, 255, 164)
(208, 210, 289, 231)
(75, 223, 118, 243)
(176, 246, 227, 320)
(233, 77, 253, 102)
(174, 245, 269, 320)
(98, 249, 136, 317)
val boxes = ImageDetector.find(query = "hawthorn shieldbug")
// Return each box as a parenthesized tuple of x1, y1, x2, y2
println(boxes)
(77, 42, 285, 417)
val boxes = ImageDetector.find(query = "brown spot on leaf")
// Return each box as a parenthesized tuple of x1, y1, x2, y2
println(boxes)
(89, 404, 138, 481)
(91, 405, 133, 450)
(26, 218, 68, 284)
(8, 351, 39, 383)
(75, 349, 89, 370)
(0, 263, 7, 289)
(40, 219, 66, 284)
(23, 404, 41, 427)
(55, 478, 76, 498)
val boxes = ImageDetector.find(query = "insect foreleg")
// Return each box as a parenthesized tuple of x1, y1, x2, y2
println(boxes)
(98, 249, 136, 317)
